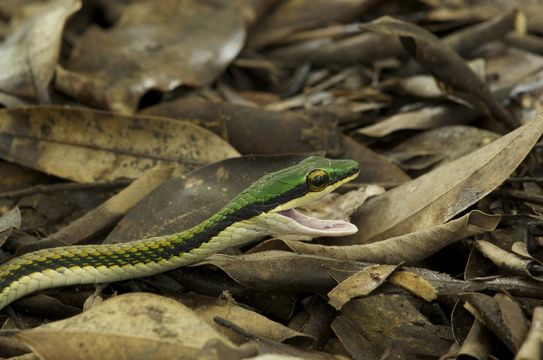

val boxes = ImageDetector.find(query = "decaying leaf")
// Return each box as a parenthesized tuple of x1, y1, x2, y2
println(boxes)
(191, 251, 366, 292)
(385, 125, 499, 171)
(327, 264, 398, 310)
(465, 240, 534, 280)
(16, 293, 239, 360)
(362, 16, 516, 129)
(442, 9, 520, 57)
(456, 320, 490, 360)
(247, 0, 379, 49)
(461, 292, 521, 352)
(0, 206, 20, 247)
(141, 98, 343, 157)
(337, 294, 453, 357)
(0, 0, 81, 102)
(357, 104, 480, 138)
(56, 0, 246, 113)
(351, 114, 543, 243)
(177, 293, 314, 346)
(280, 211, 500, 264)
(388, 271, 438, 302)
(0, 106, 238, 183)
(515, 307, 543, 360)
(17, 164, 175, 254)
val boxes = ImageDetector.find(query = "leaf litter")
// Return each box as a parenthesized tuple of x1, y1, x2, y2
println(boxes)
(2, 1, 543, 359)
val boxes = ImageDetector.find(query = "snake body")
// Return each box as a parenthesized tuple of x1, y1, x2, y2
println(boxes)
(0, 156, 359, 310)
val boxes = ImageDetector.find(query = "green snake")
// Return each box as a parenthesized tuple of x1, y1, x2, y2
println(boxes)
(0, 156, 359, 310)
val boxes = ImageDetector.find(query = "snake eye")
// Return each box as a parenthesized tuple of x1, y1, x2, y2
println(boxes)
(307, 169, 330, 192)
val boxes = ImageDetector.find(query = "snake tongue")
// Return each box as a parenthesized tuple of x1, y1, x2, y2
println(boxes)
(277, 209, 358, 237)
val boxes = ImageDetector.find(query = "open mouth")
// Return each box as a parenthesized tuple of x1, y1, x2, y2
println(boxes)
(277, 209, 358, 237)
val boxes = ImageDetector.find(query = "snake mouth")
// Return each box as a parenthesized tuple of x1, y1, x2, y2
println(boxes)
(276, 209, 358, 237)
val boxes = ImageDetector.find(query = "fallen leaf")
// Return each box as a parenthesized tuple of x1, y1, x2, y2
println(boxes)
(388, 271, 438, 302)
(385, 125, 499, 171)
(267, 32, 403, 66)
(280, 211, 500, 264)
(0, 106, 239, 183)
(338, 294, 453, 357)
(465, 240, 534, 280)
(461, 292, 520, 352)
(247, 0, 379, 49)
(357, 104, 480, 138)
(351, 114, 543, 243)
(191, 251, 366, 292)
(0, 206, 20, 247)
(56, 0, 246, 113)
(442, 9, 519, 57)
(16, 164, 175, 254)
(515, 307, 543, 360)
(331, 316, 379, 360)
(177, 293, 313, 346)
(456, 320, 490, 360)
(141, 98, 343, 157)
(0, 0, 81, 102)
(16, 293, 238, 360)
(494, 293, 528, 351)
(327, 264, 398, 310)
(362, 16, 516, 129)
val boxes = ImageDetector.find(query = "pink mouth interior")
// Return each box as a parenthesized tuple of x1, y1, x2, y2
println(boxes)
(277, 209, 358, 236)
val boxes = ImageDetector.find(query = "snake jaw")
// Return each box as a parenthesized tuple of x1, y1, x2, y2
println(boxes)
(258, 169, 359, 238)
(263, 209, 358, 237)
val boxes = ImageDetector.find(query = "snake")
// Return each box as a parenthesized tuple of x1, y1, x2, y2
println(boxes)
(0, 156, 359, 310)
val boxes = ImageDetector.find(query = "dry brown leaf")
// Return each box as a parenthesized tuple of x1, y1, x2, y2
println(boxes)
(56, 0, 245, 113)
(357, 104, 480, 138)
(457, 320, 490, 360)
(462, 293, 519, 352)
(267, 32, 403, 66)
(362, 16, 516, 129)
(385, 125, 499, 171)
(16, 293, 238, 360)
(338, 294, 453, 357)
(17, 164, 175, 254)
(177, 293, 313, 345)
(351, 114, 543, 244)
(0, 106, 239, 183)
(327, 264, 398, 310)
(142, 97, 343, 157)
(442, 9, 519, 57)
(247, 0, 379, 49)
(494, 293, 529, 351)
(388, 271, 438, 302)
(192, 251, 366, 292)
(486, 48, 543, 94)
(281, 211, 500, 264)
(0, 206, 21, 247)
(515, 307, 543, 360)
(466, 240, 533, 280)
(0, 0, 80, 102)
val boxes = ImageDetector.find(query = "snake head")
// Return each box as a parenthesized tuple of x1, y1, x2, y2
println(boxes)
(236, 156, 360, 237)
